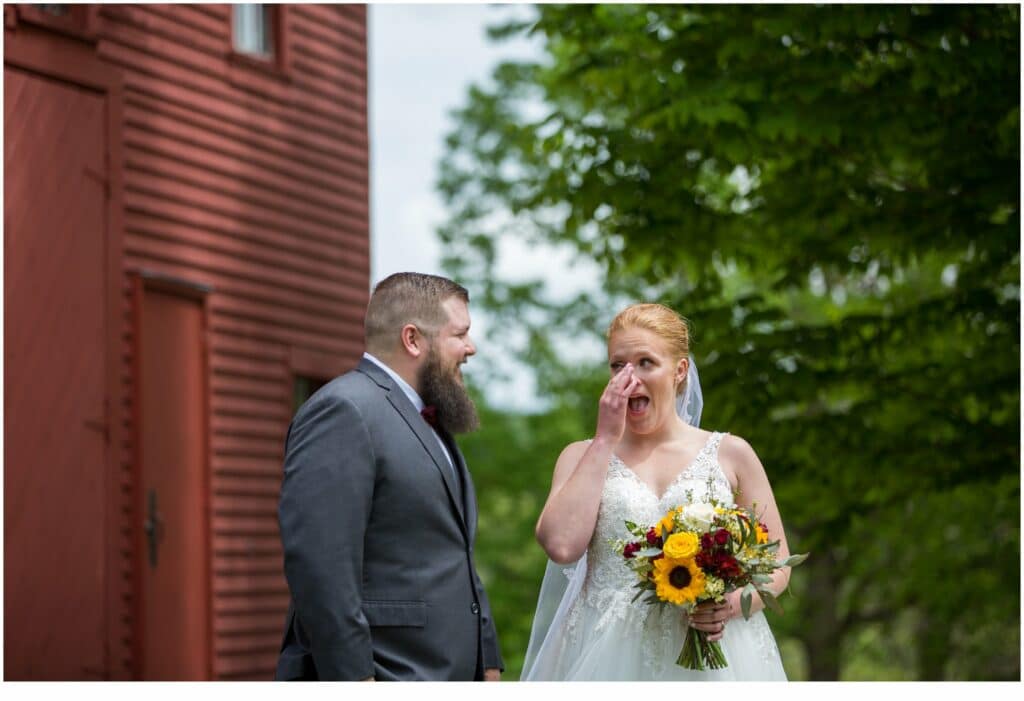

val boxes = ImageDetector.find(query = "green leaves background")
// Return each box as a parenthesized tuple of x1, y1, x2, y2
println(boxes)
(444, 4, 1019, 680)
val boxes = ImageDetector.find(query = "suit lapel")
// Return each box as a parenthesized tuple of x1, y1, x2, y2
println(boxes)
(357, 359, 469, 536)
(448, 437, 476, 542)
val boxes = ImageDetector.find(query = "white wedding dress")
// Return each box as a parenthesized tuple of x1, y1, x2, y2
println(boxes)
(521, 432, 788, 681)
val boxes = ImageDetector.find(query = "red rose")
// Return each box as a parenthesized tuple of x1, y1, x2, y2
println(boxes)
(646, 527, 661, 545)
(714, 528, 730, 546)
(623, 542, 641, 559)
(717, 554, 741, 578)
(700, 533, 715, 550)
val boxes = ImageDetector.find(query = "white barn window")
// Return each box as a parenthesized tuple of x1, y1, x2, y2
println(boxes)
(34, 4, 69, 16)
(233, 4, 274, 58)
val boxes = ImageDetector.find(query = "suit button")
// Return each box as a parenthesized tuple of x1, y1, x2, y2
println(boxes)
(471, 603, 480, 615)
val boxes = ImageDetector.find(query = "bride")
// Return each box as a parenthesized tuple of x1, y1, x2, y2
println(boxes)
(521, 303, 793, 681)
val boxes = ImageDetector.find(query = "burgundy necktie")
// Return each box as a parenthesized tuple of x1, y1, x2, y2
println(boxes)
(420, 405, 438, 429)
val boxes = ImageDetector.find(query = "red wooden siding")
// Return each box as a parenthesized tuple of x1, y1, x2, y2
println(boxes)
(4, 3, 369, 680)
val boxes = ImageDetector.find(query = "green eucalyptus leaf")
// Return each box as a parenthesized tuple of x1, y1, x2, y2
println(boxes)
(759, 588, 785, 615)
(779, 553, 810, 568)
(741, 583, 756, 619)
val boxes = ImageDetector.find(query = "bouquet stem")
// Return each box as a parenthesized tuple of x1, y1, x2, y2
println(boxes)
(676, 628, 728, 670)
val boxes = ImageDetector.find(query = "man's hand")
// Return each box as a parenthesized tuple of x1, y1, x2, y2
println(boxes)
(484, 668, 501, 682)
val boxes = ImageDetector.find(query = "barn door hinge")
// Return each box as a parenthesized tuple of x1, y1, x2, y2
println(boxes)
(143, 489, 165, 568)
(83, 417, 108, 442)
(82, 166, 109, 196)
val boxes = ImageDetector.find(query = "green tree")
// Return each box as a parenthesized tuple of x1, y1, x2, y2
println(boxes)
(443, 4, 1019, 680)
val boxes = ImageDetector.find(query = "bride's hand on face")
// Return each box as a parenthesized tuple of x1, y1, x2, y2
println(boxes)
(595, 363, 640, 446)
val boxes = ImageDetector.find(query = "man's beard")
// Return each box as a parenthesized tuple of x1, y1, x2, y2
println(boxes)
(417, 348, 480, 434)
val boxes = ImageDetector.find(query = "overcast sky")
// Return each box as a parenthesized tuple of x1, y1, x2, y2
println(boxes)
(368, 3, 604, 410)
(368, 3, 534, 283)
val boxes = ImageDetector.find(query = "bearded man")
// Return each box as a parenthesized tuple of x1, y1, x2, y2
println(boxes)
(275, 273, 503, 681)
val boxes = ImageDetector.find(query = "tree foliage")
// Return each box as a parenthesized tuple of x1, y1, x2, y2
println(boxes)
(444, 4, 1020, 680)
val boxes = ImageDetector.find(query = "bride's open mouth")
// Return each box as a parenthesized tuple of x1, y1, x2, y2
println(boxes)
(627, 395, 650, 415)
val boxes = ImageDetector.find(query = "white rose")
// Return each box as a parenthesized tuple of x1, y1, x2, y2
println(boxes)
(682, 502, 716, 530)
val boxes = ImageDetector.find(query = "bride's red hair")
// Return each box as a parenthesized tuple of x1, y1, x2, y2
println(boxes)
(607, 303, 691, 394)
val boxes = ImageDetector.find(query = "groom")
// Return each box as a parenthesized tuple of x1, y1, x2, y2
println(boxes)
(275, 272, 503, 681)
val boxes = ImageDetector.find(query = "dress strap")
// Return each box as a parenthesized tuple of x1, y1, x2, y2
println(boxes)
(706, 431, 734, 493)
(706, 431, 728, 457)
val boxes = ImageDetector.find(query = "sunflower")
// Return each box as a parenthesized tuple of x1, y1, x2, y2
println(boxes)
(663, 532, 699, 560)
(652, 556, 706, 605)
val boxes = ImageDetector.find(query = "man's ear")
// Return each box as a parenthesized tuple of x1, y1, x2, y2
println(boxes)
(400, 324, 426, 358)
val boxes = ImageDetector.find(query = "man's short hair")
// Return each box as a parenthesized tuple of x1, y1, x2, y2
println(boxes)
(364, 272, 469, 353)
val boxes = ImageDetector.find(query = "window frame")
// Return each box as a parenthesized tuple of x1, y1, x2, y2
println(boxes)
(13, 4, 98, 42)
(287, 347, 346, 423)
(227, 3, 291, 81)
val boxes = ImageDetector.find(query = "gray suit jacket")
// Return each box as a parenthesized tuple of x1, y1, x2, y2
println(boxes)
(275, 358, 503, 680)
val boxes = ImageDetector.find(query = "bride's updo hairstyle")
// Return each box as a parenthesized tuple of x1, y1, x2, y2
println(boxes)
(607, 303, 691, 396)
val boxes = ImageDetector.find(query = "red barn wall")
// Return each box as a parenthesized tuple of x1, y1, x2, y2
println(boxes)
(3, 4, 369, 680)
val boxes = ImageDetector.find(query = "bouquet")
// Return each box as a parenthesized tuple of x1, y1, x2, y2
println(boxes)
(615, 497, 807, 670)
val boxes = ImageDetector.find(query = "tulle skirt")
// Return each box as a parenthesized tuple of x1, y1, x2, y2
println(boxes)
(526, 596, 788, 681)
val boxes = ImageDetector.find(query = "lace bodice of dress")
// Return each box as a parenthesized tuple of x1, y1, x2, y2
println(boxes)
(584, 430, 732, 606)
(564, 431, 734, 663)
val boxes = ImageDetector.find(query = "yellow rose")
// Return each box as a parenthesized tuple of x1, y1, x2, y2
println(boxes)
(663, 532, 699, 560)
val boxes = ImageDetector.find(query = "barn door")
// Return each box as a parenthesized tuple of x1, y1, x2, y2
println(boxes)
(136, 285, 210, 679)
(3, 66, 110, 680)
